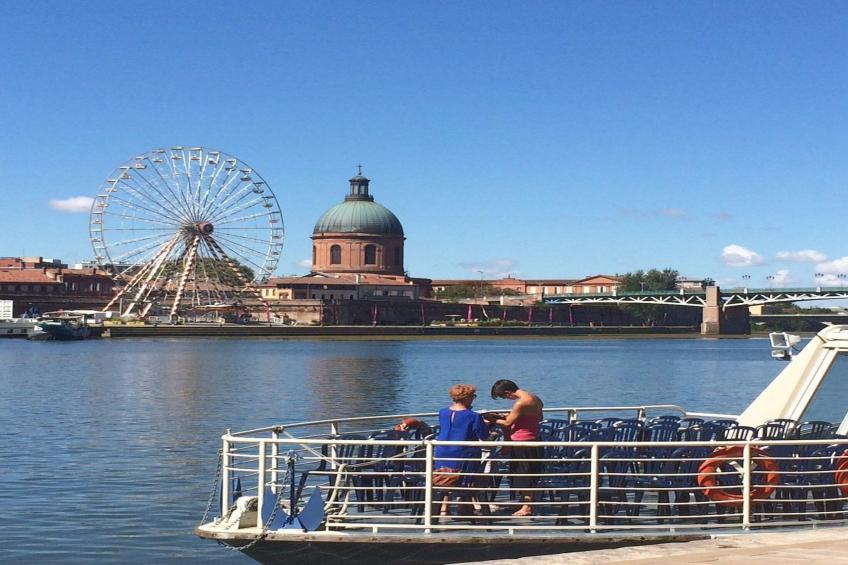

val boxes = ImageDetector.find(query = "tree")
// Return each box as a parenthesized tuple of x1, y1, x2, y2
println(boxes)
(619, 268, 680, 326)
(619, 268, 679, 292)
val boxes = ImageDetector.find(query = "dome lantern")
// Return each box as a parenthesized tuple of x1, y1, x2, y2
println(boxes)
(347, 164, 373, 201)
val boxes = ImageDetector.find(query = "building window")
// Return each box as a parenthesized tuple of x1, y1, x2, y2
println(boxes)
(364, 244, 376, 265)
(394, 247, 401, 265)
(330, 245, 341, 264)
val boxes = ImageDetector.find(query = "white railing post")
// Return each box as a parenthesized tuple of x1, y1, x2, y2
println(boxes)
(271, 430, 279, 495)
(589, 444, 599, 532)
(330, 421, 340, 469)
(257, 440, 266, 529)
(742, 443, 751, 530)
(424, 442, 434, 533)
(221, 437, 231, 517)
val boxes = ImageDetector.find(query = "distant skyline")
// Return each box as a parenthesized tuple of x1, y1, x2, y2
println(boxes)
(2, 2, 847, 288)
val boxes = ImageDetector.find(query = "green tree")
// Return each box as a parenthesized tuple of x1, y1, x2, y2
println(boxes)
(619, 268, 679, 291)
(619, 268, 680, 325)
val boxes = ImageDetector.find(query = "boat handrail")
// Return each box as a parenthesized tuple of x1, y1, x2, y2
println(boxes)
(226, 404, 713, 437)
(206, 432, 848, 539)
(220, 436, 845, 448)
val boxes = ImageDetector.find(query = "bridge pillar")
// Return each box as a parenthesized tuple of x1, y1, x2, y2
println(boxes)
(701, 287, 721, 335)
(700, 286, 751, 335)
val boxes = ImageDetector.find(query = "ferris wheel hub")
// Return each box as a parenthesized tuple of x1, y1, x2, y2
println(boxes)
(196, 222, 214, 235)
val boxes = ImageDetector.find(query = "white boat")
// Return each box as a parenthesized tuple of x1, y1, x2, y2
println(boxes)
(0, 318, 38, 338)
(195, 325, 848, 564)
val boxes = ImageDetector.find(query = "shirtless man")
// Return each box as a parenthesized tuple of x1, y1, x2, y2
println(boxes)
(485, 379, 544, 516)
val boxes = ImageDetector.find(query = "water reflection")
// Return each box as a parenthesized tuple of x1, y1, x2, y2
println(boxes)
(308, 357, 404, 420)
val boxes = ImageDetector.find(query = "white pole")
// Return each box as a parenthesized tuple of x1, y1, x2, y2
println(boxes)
(424, 442, 434, 533)
(589, 444, 599, 531)
(742, 443, 752, 530)
(221, 437, 231, 517)
(257, 440, 266, 529)
(271, 430, 279, 495)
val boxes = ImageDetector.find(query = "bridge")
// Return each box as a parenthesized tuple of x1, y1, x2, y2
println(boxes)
(543, 286, 848, 335)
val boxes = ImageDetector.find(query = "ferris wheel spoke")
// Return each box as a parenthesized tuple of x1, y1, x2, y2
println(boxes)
(204, 181, 255, 221)
(199, 166, 240, 218)
(197, 155, 228, 215)
(157, 148, 197, 221)
(110, 235, 177, 264)
(176, 148, 200, 219)
(104, 232, 173, 249)
(207, 193, 268, 225)
(146, 156, 198, 221)
(212, 230, 278, 245)
(215, 210, 276, 227)
(106, 213, 176, 229)
(115, 179, 184, 224)
(126, 166, 195, 222)
(205, 233, 268, 273)
(116, 173, 189, 224)
(105, 195, 183, 227)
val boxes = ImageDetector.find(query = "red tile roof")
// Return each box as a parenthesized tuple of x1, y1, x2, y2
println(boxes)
(0, 270, 62, 283)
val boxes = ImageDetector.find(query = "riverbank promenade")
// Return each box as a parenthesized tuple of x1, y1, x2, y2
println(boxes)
(469, 527, 848, 564)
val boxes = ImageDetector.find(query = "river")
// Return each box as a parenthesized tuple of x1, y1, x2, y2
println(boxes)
(0, 336, 781, 563)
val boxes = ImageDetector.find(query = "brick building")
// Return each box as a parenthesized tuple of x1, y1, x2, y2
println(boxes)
(0, 258, 115, 315)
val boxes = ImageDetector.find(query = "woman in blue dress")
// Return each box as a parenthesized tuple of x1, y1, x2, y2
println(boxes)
(433, 384, 491, 515)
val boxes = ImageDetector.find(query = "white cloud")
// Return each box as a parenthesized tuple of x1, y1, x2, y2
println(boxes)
(658, 208, 687, 218)
(720, 244, 764, 267)
(49, 196, 94, 213)
(814, 256, 848, 284)
(776, 249, 827, 263)
(296, 259, 311, 268)
(769, 269, 795, 286)
(458, 259, 519, 279)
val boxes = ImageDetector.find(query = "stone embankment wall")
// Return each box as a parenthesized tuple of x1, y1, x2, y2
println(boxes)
(298, 300, 703, 328)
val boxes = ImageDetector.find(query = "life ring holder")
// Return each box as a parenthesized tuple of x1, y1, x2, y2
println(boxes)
(835, 449, 848, 497)
(697, 445, 780, 507)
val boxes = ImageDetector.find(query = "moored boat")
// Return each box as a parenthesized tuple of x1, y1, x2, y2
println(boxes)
(30, 313, 91, 340)
(195, 325, 848, 564)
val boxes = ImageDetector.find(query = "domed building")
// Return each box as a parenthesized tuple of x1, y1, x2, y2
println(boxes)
(257, 169, 431, 308)
(311, 172, 405, 275)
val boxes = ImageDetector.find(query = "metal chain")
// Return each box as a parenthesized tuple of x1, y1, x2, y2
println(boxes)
(224, 464, 291, 552)
(200, 448, 224, 526)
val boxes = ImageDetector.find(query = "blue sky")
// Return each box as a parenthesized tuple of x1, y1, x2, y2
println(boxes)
(2, 2, 847, 287)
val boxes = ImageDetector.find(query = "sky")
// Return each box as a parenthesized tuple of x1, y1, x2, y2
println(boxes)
(1, 1, 847, 288)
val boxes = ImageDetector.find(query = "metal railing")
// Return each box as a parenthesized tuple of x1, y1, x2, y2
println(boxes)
(206, 412, 848, 537)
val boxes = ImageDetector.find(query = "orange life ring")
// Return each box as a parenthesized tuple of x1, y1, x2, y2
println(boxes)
(697, 445, 780, 507)
(835, 449, 848, 497)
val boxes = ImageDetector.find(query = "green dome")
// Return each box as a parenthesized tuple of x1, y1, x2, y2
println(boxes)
(313, 199, 404, 236)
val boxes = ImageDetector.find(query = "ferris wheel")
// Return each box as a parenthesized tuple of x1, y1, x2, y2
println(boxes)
(90, 147, 284, 319)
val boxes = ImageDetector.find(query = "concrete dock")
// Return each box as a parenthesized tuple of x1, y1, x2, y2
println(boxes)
(466, 527, 848, 564)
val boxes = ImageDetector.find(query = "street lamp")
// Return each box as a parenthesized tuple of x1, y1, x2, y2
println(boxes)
(639, 282, 646, 292)
(742, 274, 751, 293)
(766, 275, 775, 288)
(476, 270, 484, 301)
(839, 273, 847, 288)
(814, 272, 824, 291)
